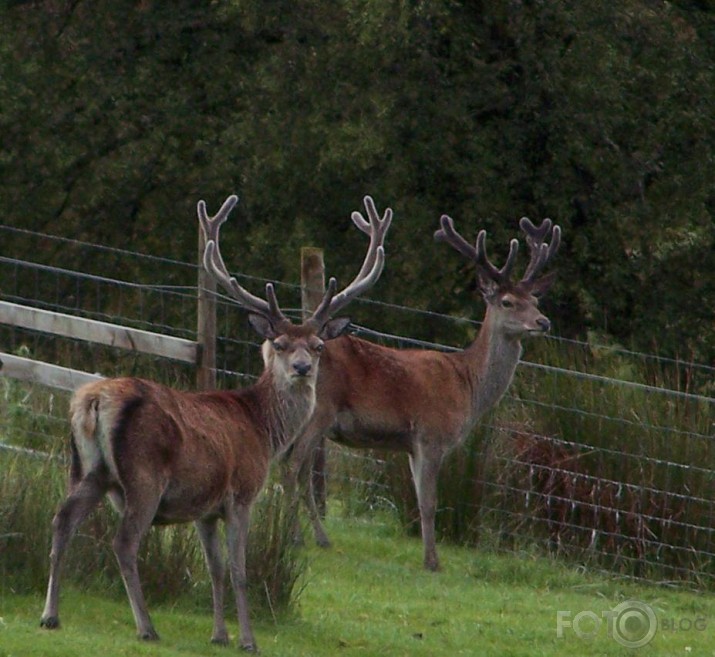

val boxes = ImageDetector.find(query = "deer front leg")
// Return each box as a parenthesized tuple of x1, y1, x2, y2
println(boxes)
(195, 518, 229, 645)
(409, 446, 444, 572)
(41, 471, 107, 629)
(226, 502, 257, 652)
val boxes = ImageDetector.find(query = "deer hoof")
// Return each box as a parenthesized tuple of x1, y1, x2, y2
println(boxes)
(211, 634, 230, 646)
(315, 535, 331, 549)
(139, 629, 160, 641)
(424, 559, 441, 572)
(240, 641, 259, 653)
(40, 616, 60, 630)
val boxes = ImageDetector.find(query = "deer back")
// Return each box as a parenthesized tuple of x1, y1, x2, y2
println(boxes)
(70, 377, 277, 517)
(313, 334, 476, 449)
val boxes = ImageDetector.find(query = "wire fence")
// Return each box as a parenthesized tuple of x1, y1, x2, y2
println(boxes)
(0, 224, 713, 589)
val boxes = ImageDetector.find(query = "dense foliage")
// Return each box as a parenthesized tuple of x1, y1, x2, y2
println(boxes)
(2, 0, 714, 374)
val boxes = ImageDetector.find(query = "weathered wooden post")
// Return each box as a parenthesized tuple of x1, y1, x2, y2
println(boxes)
(197, 223, 217, 391)
(301, 246, 327, 517)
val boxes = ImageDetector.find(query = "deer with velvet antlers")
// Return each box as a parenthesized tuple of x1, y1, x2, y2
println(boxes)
(40, 194, 391, 652)
(285, 212, 560, 571)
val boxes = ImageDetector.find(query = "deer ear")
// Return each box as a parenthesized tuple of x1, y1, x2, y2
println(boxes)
(247, 314, 278, 339)
(319, 317, 351, 341)
(528, 270, 557, 298)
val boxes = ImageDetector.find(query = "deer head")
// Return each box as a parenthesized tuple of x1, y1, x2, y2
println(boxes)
(435, 214, 560, 338)
(198, 195, 390, 385)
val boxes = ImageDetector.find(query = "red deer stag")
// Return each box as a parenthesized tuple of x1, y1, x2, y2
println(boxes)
(40, 194, 390, 652)
(285, 213, 560, 571)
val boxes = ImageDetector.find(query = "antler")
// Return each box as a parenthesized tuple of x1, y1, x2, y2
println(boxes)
(519, 217, 561, 283)
(435, 214, 519, 285)
(435, 213, 560, 288)
(349, 196, 392, 281)
(309, 196, 391, 326)
(198, 194, 389, 329)
(197, 196, 289, 323)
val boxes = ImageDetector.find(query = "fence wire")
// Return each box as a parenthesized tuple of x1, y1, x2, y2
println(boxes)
(0, 227, 713, 589)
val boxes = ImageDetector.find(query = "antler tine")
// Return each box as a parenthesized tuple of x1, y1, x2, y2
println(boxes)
(350, 195, 393, 280)
(198, 197, 287, 322)
(519, 217, 560, 283)
(198, 195, 238, 244)
(475, 230, 519, 283)
(310, 246, 386, 326)
(434, 215, 479, 261)
(436, 215, 519, 284)
(306, 277, 339, 328)
(308, 197, 390, 326)
(265, 283, 289, 322)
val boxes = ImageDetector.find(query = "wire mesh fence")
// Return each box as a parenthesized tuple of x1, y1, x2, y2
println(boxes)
(0, 224, 713, 589)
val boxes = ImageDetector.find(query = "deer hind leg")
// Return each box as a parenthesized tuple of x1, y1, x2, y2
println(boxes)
(195, 517, 229, 645)
(225, 502, 257, 652)
(41, 469, 108, 629)
(408, 445, 444, 572)
(112, 482, 162, 641)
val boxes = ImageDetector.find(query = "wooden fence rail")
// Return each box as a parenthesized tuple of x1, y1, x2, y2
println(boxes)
(0, 245, 325, 462)
(0, 301, 198, 364)
(0, 351, 103, 392)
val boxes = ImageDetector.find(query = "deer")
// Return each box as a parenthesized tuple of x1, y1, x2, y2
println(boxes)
(39, 194, 391, 652)
(284, 212, 560, 571)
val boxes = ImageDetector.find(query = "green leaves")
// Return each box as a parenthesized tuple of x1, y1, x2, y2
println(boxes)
(1, 0, 713, 364)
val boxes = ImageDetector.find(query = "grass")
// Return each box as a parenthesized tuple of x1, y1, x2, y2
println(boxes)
(2, 510, 714, 657)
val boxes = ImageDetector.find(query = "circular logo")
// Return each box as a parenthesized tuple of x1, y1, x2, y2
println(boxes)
(610, 600, 657, 648)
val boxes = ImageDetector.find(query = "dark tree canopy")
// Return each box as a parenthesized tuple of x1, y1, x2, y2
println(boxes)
(1, 0, 713, 369)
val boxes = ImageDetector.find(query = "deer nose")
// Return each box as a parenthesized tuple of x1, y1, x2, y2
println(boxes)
(536, 317, 551, 332)
(293, 361, 312, 377)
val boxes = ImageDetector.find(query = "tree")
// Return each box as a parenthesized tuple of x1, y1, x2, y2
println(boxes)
(1, 0, 713, 371)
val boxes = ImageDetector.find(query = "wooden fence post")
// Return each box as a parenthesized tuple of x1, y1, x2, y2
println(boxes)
(301, 247, 327, 518)
(197, 224, 216, 391)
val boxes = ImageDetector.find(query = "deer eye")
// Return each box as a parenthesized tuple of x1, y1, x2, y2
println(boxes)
(501, 298, 514, 308)
(272, 340, 285, 352)
(313, 343, 324, 354)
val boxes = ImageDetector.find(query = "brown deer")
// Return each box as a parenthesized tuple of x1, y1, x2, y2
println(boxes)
(285, 213, 560, 571)
(40, 194, 391, 652)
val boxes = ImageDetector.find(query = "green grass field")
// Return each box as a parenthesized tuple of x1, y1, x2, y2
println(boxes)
(1, 512, 713, 657)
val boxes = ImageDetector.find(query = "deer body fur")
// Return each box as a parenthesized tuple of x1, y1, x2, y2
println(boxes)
(287, 214, 560, 572)
(70, 373, 312, 523)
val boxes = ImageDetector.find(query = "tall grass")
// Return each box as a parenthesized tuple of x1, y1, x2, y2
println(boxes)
(492, 339, 715, 585)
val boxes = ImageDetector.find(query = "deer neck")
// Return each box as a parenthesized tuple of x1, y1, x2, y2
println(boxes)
(463, 308, 523, 421)
(257, 370, 317, 458)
